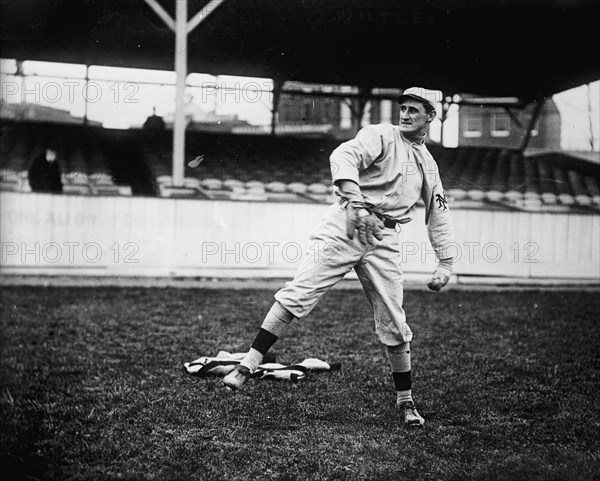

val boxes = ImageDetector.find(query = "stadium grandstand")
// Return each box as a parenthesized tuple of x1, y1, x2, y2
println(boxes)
(1, 0, 599, 284)
(1, 120, 599, 213)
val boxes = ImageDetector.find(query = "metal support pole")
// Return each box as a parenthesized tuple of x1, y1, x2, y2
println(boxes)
(144, 0, 176, 31)
(351, 87, 371, 135)
(83, 64, 89, 126)
(271, 80, 283, 136)
(503, 106, 525, 131)
(586, 83, 595, 150)
(520, 99, 545, 152)
(144, 0, 227, 187)
(440, 100, 449, 144)
(172, 0, 188, 187)
(187, 0, 227, 34)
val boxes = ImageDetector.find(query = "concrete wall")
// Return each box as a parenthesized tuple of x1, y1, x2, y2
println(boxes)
(1, 192, 598, 283)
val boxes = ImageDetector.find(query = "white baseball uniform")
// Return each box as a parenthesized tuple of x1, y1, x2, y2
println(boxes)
(274, 124, 455, 346)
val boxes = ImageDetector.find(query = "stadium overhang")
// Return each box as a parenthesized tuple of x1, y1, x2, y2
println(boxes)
(1, 0, 600, 102)
(2, 0, 599, 185)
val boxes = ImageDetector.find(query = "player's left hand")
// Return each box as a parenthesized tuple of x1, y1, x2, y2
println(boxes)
(426, 272, 449, 291)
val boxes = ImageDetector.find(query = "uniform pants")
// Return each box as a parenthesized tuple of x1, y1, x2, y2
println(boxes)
(275, 202, 412, 346)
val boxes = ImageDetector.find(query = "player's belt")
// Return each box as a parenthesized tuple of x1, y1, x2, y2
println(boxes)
(381, 218, 398, 229)
(374, 214, 399, 229)
(337, 197, 399, 229)
(374, 212, 412, 229)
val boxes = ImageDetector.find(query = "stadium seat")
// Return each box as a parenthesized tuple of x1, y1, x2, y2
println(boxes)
(505, 190, 524, 202)
(266, 181, 287, 193)
(287, 182, 308, 194)
(67, 171, 89, 185)
(558, 193, 576, 205)
(0, 180, 19, 192)
(523, 195, 543, 210)
(94, 173, 115, 186)
(183, 177, 201, 189)
(447, 188, 467, 201)
(245, 180, 266, 190)
(223, 179, 244, 190)
(307, 183, 330, 194)
(541, 192, 558, 204)
(486, 190, 504, 202)
(467, 189, 485, 201)
(575, 195, 593, 206)
(247, 185, 266, 196)
(156, 175, 172, 186)
(1, 169, 21, 183)
(201, 178, 224, 190)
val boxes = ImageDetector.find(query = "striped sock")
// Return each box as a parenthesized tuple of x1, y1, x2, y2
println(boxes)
(386, 343, 414, 405)
(240, 302, 295, 372)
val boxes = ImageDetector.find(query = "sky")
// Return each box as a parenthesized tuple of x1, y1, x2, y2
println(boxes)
(554, 82, 599, 151)
(0, 58, 598, 152)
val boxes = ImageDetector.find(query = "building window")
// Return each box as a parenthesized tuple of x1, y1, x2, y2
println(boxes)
(491, 111, 510, 137)
(380, 99, 392, 124)
(324, 101, 334, 122)
(463, 109, 482, 138)
(360, 101, 371, 127)
(340, 100, 352, 129)
(280, 102, 289, 120)
(303, 101, 312, 121)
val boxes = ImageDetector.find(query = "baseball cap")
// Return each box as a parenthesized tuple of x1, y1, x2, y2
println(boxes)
(397, 87, 442, 111)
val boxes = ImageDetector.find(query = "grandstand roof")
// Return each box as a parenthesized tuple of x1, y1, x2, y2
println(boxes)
(1, 0, 599, 101)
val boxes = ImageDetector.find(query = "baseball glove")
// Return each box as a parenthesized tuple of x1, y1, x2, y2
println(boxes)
(346, 202, 384, 245)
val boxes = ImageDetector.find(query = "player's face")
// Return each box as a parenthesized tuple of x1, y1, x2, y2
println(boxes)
(398, 100, 434, 137)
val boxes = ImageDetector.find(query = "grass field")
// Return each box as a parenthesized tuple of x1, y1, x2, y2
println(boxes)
(1, 286, 599, 481)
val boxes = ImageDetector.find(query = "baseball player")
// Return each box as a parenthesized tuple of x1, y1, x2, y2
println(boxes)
(224, 87, 455, 427)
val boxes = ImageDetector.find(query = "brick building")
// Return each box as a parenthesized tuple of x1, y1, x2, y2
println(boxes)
(278, 87, 403, 139)
(458, 97, 561, 149)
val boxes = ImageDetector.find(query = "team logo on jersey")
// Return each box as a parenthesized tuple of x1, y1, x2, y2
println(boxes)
(435, 192, 448, 210)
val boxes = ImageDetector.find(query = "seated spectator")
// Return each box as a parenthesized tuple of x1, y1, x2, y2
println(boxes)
(143, 108, 166, 132)
(28, 147, 62, 193)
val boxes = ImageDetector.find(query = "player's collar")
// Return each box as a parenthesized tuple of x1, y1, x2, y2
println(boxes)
(400, 131, 427, 146)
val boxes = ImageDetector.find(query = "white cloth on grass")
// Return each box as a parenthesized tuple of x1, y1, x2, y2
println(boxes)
(184, 351, 339, 383)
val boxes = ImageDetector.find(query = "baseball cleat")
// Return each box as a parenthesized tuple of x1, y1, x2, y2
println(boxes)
(223, 365, 252, 391)
(398, 401, 425, 427)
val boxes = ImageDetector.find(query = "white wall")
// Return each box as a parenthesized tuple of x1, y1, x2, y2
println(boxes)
(1, 192, 599, 282)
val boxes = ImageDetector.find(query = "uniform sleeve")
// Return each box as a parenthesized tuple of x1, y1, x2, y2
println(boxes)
(426, 164, 455, 277)
(330, 125, 386, 185)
